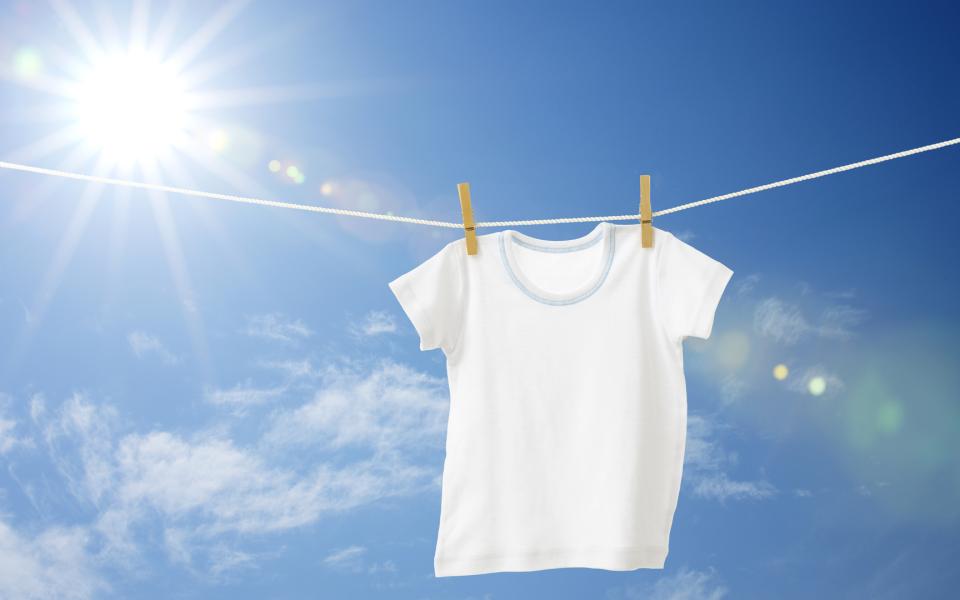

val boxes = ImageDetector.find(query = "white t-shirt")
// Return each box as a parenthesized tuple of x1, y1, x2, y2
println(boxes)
(388, 221, 733, 577)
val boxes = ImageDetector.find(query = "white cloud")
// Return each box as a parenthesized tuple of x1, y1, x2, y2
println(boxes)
(243, 313, 312, 342)
(0, 520, 106, 600)
(262, 359, 449, 454)
(0, 417, 20, 453)
(41, 394, 119, 506)
(816, 304, 869, 340)
(258, 359, 317, 379)
(719, 374, 747, 406)
(207, 544, 258, 577)
(735, 273, 761, 297)
(690, 474, 776, 502)
(203, 380, 286, 411)
(10, 357, 446, 582)
(349, 309, 397, 337)
(322, 545, 366, 568)
(322, 545, 397, 575)
(753, 297, 868, 345)
(0, 393, 30, 454)
(822, 287, 857, 300)
(685, 414, 776, 502)
(607, 566, 728, 600)
(29, 394, 45, 423)
(752, 298, 811, 344)
(93, 427, 437, 554)
(127, 331, 179, 365)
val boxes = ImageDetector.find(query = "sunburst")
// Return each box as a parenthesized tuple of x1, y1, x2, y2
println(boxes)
(0, 0, 345, 379)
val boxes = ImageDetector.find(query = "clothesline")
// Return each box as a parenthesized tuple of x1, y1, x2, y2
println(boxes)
(1, 136, 958, 229)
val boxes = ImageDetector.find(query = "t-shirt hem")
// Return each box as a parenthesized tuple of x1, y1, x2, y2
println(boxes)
(434, 545, 668, 577)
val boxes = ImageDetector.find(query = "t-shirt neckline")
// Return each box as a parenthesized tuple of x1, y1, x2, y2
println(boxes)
(498, 221, 616, 306)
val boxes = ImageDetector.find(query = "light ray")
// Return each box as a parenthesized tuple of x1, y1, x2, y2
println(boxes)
(0, 122, 88, 164)
(140, 159, 214, 382)
(146, 0, 186, 58)
(100, 161, 135, 326)
(176, 20, 308, 90)
(155, 150, 254, 282)
(0, 57, 78, 99)
(181, 79, 407, 111)
(129, 0, 151, 52)
(168, 120, 274, 202)
(0, 101, 81, 126)
(36, 38, 103, 87)
(92, 0, 125, 54)
(48, 0, 106, 67)
(1, 152, 113, 379)
(164, 0, 251, 73)
(0, 135, 103, 230)
(1, 0, 362, 368)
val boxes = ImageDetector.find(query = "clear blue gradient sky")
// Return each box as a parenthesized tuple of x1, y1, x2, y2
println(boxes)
(0, 1, 958, 598)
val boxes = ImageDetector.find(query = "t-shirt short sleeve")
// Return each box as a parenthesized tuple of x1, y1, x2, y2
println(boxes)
(656, 231, 734, 342)
(388, 240, 466, 354)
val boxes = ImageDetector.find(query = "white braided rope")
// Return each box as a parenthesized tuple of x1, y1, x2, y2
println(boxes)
(1, 136, 957, 229)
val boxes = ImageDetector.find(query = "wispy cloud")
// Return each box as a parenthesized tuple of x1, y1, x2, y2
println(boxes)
(752, 297, 812, 344)
(127, 331, 180, 365)
(685, 414, 776, 502)
(322, 545, 397, 574)
(606, 566, 729, 600)
(40, 393, 120, 507)
(719, 374, 747, 406)
(203, 380, 286, 411)
(0, 393, 30, 454)
(753, 297, 868, 345)
(257, 359, 318, 380)
(323, 544, 366, 567)
(5, 356, 446, 586)
(243, 313, 312, 342)
(816, 304, 870, 340)
(262, 359, 449, 454)
(348, 309, 398, 337)
(0, 520, 106, 600)
(735, 273, 761, 297)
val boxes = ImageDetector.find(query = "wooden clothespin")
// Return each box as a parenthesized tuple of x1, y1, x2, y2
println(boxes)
(457, 182, 478, 255)
(640, 174, 654, 248)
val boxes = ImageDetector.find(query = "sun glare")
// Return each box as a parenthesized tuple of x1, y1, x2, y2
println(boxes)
(5, 1, 366, 375)
(71, 53, 189, 163)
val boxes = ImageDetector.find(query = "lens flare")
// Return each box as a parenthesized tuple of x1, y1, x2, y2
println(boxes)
(13, 47, 42, 78)
(808, 376, 827, 396)
(713, 330, 750, 370)
(876, 400, 903, 434)
(208, 129, 229, 152)
(284, 165, 305, 184)
(773, 363, 789, 380)
(268, 159, 281, 172)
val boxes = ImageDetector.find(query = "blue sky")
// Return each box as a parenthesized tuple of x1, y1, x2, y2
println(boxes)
(1, 1, 959, 598)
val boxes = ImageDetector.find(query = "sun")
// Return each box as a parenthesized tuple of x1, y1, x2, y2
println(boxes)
(2, 2, 373, 378)
(70, 52, 189, 164)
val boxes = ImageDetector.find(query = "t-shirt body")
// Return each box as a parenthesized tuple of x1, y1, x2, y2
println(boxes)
(388, 222, 733, 577)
